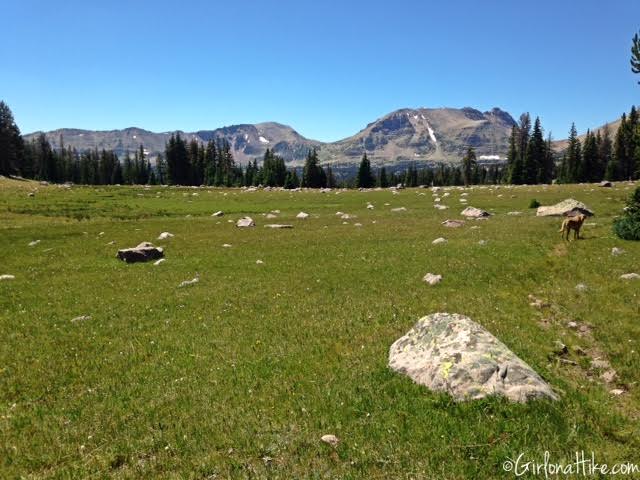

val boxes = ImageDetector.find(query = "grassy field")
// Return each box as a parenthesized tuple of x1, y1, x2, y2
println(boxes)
(1, 177, 639, 479)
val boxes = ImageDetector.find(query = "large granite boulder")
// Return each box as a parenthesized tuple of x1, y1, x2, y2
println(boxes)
(389, 313, 558, 402)
(117, 242, 164, 263)
(536, 198, 594, 217)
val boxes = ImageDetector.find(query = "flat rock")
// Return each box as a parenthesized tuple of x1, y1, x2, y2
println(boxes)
(264, 224, 293, 229)
(461, 207, 491, 218)
(611, 247, 625, 256)
(178, 276, 199, 288)
(432, 237, 447, 245)
(391, 207, 407, 212)
(296, 212, 310, 219)
(389, 313, 558, 402)
(536, 198, 594, 217)
(620, 273, 640, 280)
(321, 434, 339, 447)
(422, 273, 442, 285)
(0, 274, 16, 281)
(117, 242, 164, 263)
(212, 211, 224, 217)
(434, 204, 448, 210)
(236, 217, 255, 227)
(157, 232, 174, 240)
(442, 219, 465, 228)
(599, 181, 613, 187)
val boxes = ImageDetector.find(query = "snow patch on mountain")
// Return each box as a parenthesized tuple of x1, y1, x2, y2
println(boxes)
(259, 136, 269, 144)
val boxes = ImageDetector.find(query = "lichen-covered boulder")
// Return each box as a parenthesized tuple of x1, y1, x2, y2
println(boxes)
(389, 313, 558, 402)
(117, 242, 164, 263)
(536, 198, 594, 217)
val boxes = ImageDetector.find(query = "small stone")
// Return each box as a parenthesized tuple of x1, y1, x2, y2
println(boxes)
(0, 274, 16, 281)
(610, 388, 625, 396)
(567, 321, 578, 329)
(321, 434, 339, 447)
(434, 204, 448, 210)
(432, 237, 447, 245)
(256, 260, 264, 264)
(423, 273, 442, 285)
(236, 217, 255, 228)
(296, 212, 310, 219)
(28, 240, 41, 247)
(157, 232, 174, 240)
(264, 224, 293, 229)
(154, 258, 166, 266)
(590, 358, 610, 370)
(575, 283, 588, 292)
(601, 369, 617, 383)
(212, 211, 224, 217)
(611, 247, 625, 256)
(391, 207, 407, 212)
(222, 244, 232, 248)
(620, 273, 640, 280)
(178, 276, 199, 288)
(71, 315, 91, 323)
(442, 219, 465, 228)
(478, 239, 488, 245)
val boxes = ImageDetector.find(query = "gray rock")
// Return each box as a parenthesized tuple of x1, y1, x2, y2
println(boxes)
(620, 273, 640, 280)
(536, 198, 594, 217)
(389, 313, 558, 402)
(296, 212, 310, 219)
(212, 211, 224, 217)
(461, 207, 490, 218)
(0, 274, 16, 281)
(432, 237, 447, 245)
(423, 273, 442, 285)
(236, 217, 255, 228)
(611, 247, 625, 256)
(117, 242, 164, 263)
(320, 434, 339, 447)
(264, 224, 293, 229)
(599, 181, 613, 187)
(391, 207, 407, 212)
(442, 219, 465, 228)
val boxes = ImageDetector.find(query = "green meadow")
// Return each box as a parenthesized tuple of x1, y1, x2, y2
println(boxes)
(1, 177, 639, 479)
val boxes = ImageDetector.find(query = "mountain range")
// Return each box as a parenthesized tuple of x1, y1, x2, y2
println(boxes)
(23, 107, 617, 168)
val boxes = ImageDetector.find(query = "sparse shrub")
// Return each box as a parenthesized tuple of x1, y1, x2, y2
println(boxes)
(529, 199, 541, 209)
(613, 186, 640, 240)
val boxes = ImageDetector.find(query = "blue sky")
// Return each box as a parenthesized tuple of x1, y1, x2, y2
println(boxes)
(2, 0, 639, 141)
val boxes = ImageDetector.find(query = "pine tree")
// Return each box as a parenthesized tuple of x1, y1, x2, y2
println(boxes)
(461, 147, 477, 187)
(301, 148, 325, 188)
(523, 117, 545, 184)
(579, 130, 598, 182)
(356, 152, 375, 188)
(506, 126, 520, 184)
(632, 31, 640, 83)
(0, 101, 24, 176)
(378, 167, 388, 187)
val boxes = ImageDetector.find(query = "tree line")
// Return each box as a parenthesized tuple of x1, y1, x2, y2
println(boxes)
(2, 99, 639, 188)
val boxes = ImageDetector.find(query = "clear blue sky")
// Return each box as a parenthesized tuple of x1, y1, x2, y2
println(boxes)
(2, 0, 639, 141)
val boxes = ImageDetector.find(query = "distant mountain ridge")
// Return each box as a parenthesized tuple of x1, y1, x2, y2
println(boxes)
(24, 107, 519, 167)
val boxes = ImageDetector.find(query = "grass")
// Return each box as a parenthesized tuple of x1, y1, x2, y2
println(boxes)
(1, 177, 639, 479)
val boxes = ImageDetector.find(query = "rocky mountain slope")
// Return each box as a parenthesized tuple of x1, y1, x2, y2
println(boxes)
(24, 107, 518, 167)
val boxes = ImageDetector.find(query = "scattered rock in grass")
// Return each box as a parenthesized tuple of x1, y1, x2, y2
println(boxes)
(265, 213, 277, 219)
(335, 211, 344, 216)
(212, 211, 224, 217)
(434, 204, 448, 210)
(256, 259, 264, 264)
(599, 181, 613, 187)
(71, 315, 91, 323)
(28, 240, 41, 247)
(536, 198, 594, 217)
(422, 273, 442, 285)
(611, 247, 625, 256)
(478, 240, 488, 245)
(391, 207, 407, 212)
(507, 211, 522, 216)
(610, 388, 625, 396)
(0, 274, 15, 281)
(296, 212, 310, 219)
(178, 276, 199, 288)
(442, 219, 464, 228)
(264, 224, 293, 229)
(28, 192, 35, 197)
(388, 312, 558, 402)
(528, 294, 550, 309)
(98, 232, 105, 236)
(236, 217, 255, 228)
(620, 273, 640, 280)
(552, 340, 569, 356)
(601, 370, 617, 383)
(154, 258, 166, 266)
(590, 358, 610, 370)
(117, 242, 164, 263)
(354, 223, 363, 227)
(321, 434, 339, 447)
(432, 237, 447, 245)
(575, 283, 588, 292)
(567, 321, 579, 329)
(222, 244, 232, 248)
(341, 213, 354, 219)
(157, 232, 174, 240)
(367, 204, 374, 209)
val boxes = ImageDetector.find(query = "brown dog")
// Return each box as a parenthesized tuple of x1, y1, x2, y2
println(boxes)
(559, 214, 586, 241)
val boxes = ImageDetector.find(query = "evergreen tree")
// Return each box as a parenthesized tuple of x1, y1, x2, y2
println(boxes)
(523, 117, 545, 184)
(632, 31, 640, 83)
(461, 147, 477, 187)
(301, 148, 325, 188)
(0, 101, 24, 176)
(356, 152, 375, 188)
(506, 126, 521, 184)
(378, 167, 389, 187)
